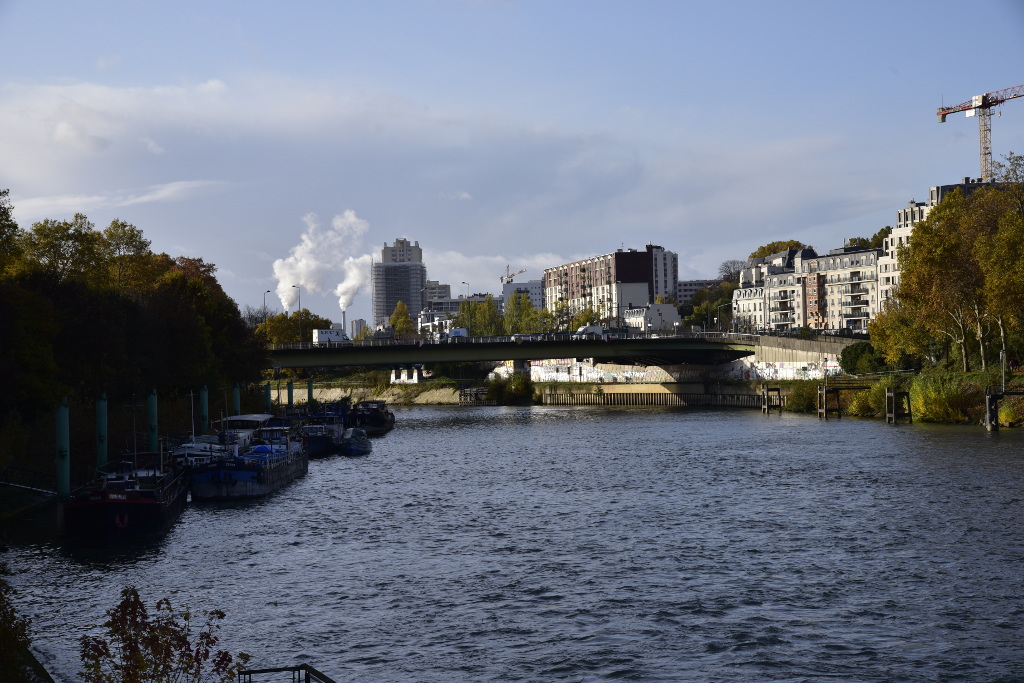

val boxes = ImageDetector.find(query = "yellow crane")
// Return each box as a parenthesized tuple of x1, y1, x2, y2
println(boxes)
(500, 266, 526, 284)
(937, 83, 1024, 182)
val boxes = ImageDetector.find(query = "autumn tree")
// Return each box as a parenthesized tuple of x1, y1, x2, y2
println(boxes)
(503, 292, 540, 335)
(389, 301, 416, 337)
(80, 586, 250, 683)
(0, 189, 22, 275)
(102, 219, 153, 293)
(748, 240, 811, 259)
(20, 213, 105, 283)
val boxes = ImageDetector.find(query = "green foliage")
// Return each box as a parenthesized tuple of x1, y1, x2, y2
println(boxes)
(0, 189, 23, 275)
(783, 380, 818, 413)
(0, 205, 267, 426)
(909, 372, 984, 423)
(845, 227, 891, 250)
(846, 376, 911, 418)
(748, 240, 811, 259)
(0, 563, 32, 681)
(487, 373, 535, 405)
(839, 341, 882, 375)
(452, 295, 503, 336)
(80, 586, 250, 683)
(503, 292, 540, 334)
(389, 301, 416, 337)
(998, 394, 1024, 426)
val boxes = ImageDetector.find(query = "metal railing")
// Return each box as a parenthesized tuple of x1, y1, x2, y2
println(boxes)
(238, 664, 336, 683)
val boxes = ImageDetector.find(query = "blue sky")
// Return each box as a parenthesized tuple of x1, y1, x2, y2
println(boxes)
(2, 0, 1023, 326)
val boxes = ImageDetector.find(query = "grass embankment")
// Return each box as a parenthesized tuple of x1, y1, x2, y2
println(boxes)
(775, 370, 1024, 425)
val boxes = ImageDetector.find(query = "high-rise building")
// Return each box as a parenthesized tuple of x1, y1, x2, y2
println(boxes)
(371, 238, 428, 328)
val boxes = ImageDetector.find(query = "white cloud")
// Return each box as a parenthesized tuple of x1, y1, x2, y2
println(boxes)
(14, 180, 226, 223)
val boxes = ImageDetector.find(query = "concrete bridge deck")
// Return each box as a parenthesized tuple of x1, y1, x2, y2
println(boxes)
(269, 332, 760, 369)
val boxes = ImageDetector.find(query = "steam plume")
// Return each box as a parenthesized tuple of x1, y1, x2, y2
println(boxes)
(272, 210, 371, 314)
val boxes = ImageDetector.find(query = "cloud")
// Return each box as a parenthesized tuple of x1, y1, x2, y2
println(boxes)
(14, 180, 227, 223)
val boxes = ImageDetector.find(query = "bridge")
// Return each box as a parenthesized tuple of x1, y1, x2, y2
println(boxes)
(268, 333, 758, 369)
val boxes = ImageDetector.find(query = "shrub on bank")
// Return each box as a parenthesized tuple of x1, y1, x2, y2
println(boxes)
(999, 394, 1024, 426)
(909, 372, 984, 423)
(847, 375, 913, 418)
(783, 380, 818, 414)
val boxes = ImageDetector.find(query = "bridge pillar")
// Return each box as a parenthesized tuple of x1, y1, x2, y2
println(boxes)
(287, 381, 294, 408)
(56, 396, 70, 498)
(96, 393, 108, 469)
(512, 359, 529, 376)
(264, 382, 272, 413)
(232, 384, 241, 415)
(147, 389, 158, 451)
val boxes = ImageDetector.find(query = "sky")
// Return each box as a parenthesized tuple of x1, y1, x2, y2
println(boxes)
(2, 0, 1023, 327)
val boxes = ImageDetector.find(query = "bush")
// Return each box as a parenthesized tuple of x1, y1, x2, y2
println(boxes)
(847, 376, 912, 418)
(783, 380, 818, 413)
(486, 373, 535, 405)
(80, 586, 250, 683)
(909, 372, 984, 423)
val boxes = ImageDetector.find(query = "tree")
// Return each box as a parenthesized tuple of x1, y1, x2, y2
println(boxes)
(503, 292, 540, 335)
(102, 219, 153, 293)
(0, 189, 23, 276)
(748, 240, 811, 259)
(718, 259, 745, 282)
(389, 301, 416, 337)
(897, 189, 987, 371)
(21, 213, 104, 283)
(257, 310, 332, 344)
(79, 586, 250, 683)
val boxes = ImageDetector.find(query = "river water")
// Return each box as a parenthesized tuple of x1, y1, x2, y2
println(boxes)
(3, 406, 1024, 682)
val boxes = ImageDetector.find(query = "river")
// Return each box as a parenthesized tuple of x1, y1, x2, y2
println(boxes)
(3, 406, 1024, 682)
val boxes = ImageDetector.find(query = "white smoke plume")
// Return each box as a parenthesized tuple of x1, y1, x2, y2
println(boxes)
(272, 210, 371, 314)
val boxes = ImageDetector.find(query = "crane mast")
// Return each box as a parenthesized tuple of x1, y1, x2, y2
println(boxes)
(937, 83, 1024, 182)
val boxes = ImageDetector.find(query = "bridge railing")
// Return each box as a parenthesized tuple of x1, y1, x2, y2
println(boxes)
(268, 331, 758, 351)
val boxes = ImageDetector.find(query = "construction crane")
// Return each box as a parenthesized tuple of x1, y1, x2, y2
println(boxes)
(937, 83, 1024, 182)
(500, 265, 526, 284)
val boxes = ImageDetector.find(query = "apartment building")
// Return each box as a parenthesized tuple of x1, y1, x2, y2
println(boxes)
(543, 244, 677, 323)
(731, 245, 882, 333)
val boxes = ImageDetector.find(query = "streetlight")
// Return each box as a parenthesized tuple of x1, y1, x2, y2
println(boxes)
(461, 281, 470, 298)
(292, 285, 301, 344)
(263, 289, 271, 322)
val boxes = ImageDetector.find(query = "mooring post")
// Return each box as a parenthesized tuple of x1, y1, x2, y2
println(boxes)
(985, 388, 1002, 432)
(56, 396, 70, 498)
(147, 389, 158, 451)
(96, 393, 108, 469)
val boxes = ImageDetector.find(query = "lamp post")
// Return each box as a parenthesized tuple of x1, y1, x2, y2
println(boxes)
(461, 281, 470, 298)
(292, 285, 302, 344)
(263, 289, 271, 322)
